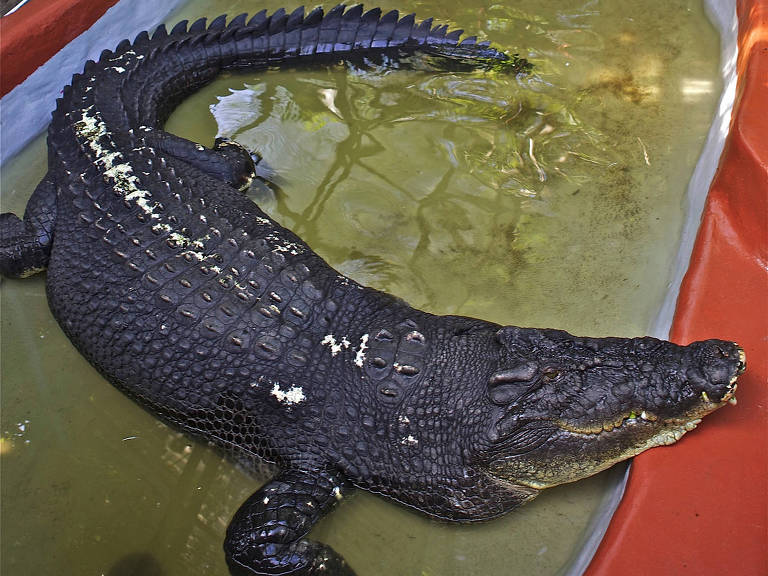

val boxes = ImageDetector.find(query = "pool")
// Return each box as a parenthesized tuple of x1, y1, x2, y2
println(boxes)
(1, 1, 764, 575)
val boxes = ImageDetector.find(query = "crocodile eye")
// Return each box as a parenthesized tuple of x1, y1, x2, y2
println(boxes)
(542, 368, 560, 381)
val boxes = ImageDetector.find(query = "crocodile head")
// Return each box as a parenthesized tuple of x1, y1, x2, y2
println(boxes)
(482, 327, 745, 490)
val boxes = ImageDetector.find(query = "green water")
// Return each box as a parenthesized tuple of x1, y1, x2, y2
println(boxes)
(1, 1, 721, 575)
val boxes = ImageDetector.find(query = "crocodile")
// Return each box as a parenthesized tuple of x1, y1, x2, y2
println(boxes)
(0, 5, 746, 575)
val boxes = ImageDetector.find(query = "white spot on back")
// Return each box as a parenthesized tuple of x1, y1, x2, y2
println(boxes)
(270, 383, 305, 405)
(321, 334, 350, 356)
(266, 232, 304, 256)
(74, 108, 163, 220)
(354, 334, 369, 367)
(169, 232, 191, 247)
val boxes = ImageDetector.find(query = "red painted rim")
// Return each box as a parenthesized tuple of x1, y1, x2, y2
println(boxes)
(0, 0, 119, 97)
(2, 1, 766, 573)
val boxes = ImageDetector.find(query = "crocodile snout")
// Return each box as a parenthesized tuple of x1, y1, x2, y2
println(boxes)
(686, 340, 744, 404)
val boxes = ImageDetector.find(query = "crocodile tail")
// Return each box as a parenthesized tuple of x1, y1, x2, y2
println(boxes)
(160, 5, 511, 64)
(69, 5, 524, 129)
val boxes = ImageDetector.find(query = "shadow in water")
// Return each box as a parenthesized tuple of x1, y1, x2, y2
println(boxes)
(107, 552, 164, 576)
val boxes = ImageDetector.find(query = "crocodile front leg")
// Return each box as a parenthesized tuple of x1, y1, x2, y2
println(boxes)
(0, 174, 57, 278)
(225, 468, 355, 576)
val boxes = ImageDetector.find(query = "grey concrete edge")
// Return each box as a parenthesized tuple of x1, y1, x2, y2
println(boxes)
(649, 0, 739, 341)
(0, 0, 186, 168)
(563, 2, 739, 575)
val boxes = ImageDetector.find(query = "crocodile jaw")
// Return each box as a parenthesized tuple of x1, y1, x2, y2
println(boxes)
(493, 389, 738, 491)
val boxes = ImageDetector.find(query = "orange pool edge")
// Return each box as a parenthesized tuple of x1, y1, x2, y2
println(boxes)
(1, 1, 766, 574)
(0, 0, 119, 97)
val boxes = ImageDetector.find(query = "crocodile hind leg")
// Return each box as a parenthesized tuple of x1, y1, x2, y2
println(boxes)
(224, 468, 355, 576)
(149, 131, 265, 191)
(213, 137, 283, 195)
(0, 174, 57, 278)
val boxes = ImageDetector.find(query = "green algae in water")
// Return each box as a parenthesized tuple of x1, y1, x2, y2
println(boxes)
(1, 1, 722, 575)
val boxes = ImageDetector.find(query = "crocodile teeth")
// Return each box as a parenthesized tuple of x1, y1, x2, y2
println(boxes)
(737, 346, 747, 373)
(683, 419, 702, 432)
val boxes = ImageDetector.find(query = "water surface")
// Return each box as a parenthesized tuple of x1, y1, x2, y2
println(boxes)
(1, 1, 721, 574)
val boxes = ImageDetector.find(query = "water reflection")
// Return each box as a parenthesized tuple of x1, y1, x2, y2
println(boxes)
(680, 78, 715, 101)
(206, 58, 624, 299)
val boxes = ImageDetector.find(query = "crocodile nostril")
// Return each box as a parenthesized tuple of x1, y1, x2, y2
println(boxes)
(687, 340, 746, 401)
(686, 364, 731, 403)
(703, 364, 732, 387)
(715, 344, 732, 358)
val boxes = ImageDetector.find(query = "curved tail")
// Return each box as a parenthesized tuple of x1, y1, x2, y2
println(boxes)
(2, 5, 531, 280)
(59, 4, 530, 130)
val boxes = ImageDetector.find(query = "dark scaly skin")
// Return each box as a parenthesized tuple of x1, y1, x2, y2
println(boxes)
(0, 6, 746, 575)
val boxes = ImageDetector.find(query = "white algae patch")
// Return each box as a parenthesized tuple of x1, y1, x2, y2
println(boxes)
(321, 334, 350, 356)
(354, 334, 369, 367)
(74, 107, 161, 219)
(270, 383, 306, 405)
(75, 107, 216, 256)
(401, 435, 418, 446)
(266, 232, 304, 256)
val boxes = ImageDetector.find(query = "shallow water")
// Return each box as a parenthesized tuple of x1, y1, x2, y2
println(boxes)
(1, 1, 721, 575)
